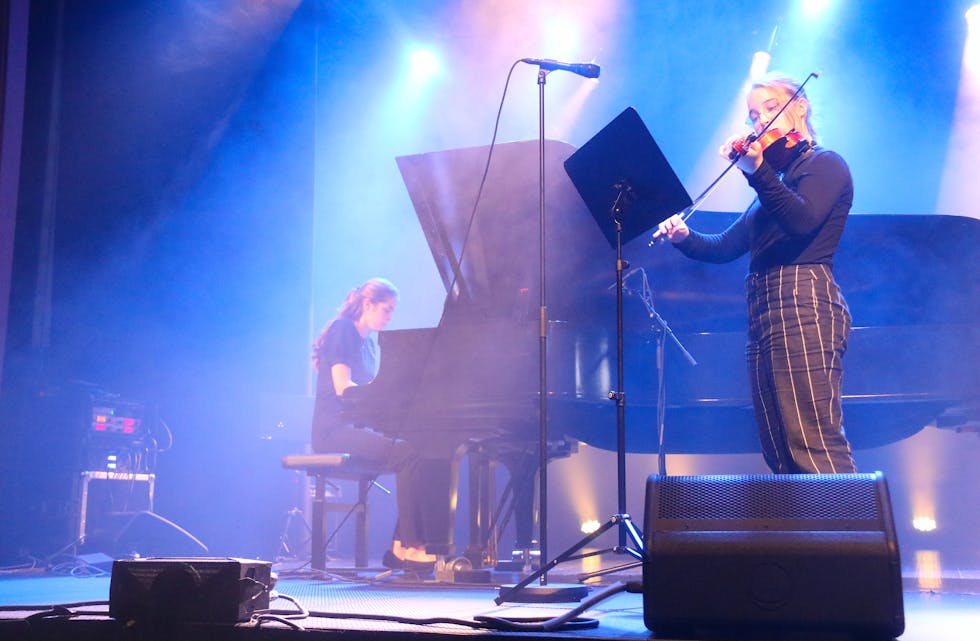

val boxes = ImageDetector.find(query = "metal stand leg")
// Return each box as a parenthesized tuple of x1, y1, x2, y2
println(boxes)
(276, 507, 311, 561)
(355, 478, 370, 568)
(311, 475, 327, 570)
(495, 513, 642, 604)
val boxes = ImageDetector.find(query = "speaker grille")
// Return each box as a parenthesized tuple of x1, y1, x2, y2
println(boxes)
(656, 474, 881, 522)
(642, 472, 904, 637)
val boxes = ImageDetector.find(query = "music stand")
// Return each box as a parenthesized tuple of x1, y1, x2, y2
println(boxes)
(496, 107, 691, 604)
(566, 104, 691, 531)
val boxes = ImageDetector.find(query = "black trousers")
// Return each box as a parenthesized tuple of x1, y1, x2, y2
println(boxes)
(745, 264, 857, 474)
(315, 424, 452, 550)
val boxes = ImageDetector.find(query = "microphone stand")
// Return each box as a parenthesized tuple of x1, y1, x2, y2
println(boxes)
(535, 66, 550, 586)
(631, 268, 697, 477)
(496, 65, 591, 605)
(517, 63, 603, 587)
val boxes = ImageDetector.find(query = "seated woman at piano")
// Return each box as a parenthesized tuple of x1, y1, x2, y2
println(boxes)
(655, 72, 857, 475)
(311, 277, 435, 569)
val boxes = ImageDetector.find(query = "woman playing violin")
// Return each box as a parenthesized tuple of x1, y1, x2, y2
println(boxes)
(656, 72, 856, 474)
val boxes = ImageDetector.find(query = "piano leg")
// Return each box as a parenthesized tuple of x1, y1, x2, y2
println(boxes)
(460, 441, 571, 571)
(499, 450, 537, 557)
(464, 447, 489, 568)
(465, 444, 539, 569)
(464, 445, 510, 569)
(417, 458, 458, 557)
(493, 441, 574, 569)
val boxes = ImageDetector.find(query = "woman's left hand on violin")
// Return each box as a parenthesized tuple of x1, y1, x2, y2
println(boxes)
(720, 134, 764, 175)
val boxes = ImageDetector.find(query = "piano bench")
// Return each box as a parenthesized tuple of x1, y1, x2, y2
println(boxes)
(281, 453, 385, 570)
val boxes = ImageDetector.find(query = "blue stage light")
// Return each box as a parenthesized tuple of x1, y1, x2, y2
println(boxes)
(799, 0, 833, 19)
(968, 4, 980, 25)
(409, 48, 442, 81)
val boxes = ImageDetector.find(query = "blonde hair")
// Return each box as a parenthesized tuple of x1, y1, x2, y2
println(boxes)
(751, 72, 817, 143)
(312, 277, 398, 371)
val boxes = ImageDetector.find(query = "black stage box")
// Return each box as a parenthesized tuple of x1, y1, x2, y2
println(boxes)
(109, 557, 272, 624)
(643, 473, 904, 639)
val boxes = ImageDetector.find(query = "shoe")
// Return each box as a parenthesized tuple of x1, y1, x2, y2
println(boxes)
(401, 558, 435, 574)
(382, 549, 404, 570)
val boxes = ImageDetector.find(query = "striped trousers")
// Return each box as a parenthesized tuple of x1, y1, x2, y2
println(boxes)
(745, 264, 857, 474)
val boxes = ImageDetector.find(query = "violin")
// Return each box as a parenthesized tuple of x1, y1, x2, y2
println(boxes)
(648, 71, 821, 247)
(728, 127, 811, 172)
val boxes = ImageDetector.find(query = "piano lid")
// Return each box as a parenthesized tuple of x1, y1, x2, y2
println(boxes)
(396, 140, 614, 321)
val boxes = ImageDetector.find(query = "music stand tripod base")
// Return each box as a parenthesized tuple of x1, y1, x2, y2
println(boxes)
(495, 514, 641, 604)
(496, 582, 589, 603)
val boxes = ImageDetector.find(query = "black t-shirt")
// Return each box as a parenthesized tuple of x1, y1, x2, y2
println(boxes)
(311, 317, 380, 438)
(318, 317, 380, 386)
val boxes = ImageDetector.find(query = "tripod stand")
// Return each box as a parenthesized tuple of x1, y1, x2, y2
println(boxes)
(497, 107, 693, 603)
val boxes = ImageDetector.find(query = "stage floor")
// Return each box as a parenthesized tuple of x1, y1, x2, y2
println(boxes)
(0, 557, 978, 641)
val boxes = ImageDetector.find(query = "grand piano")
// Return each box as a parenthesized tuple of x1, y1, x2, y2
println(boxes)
(343, 139, 980, 562)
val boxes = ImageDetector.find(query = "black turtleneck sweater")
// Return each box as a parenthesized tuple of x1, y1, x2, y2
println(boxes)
(676, 147, 853, 273)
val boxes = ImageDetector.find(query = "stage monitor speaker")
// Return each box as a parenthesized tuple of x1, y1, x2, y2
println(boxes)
(643, 472, 904, 640)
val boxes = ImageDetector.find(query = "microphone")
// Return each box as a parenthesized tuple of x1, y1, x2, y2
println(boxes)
(521, 58, 600, 79)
